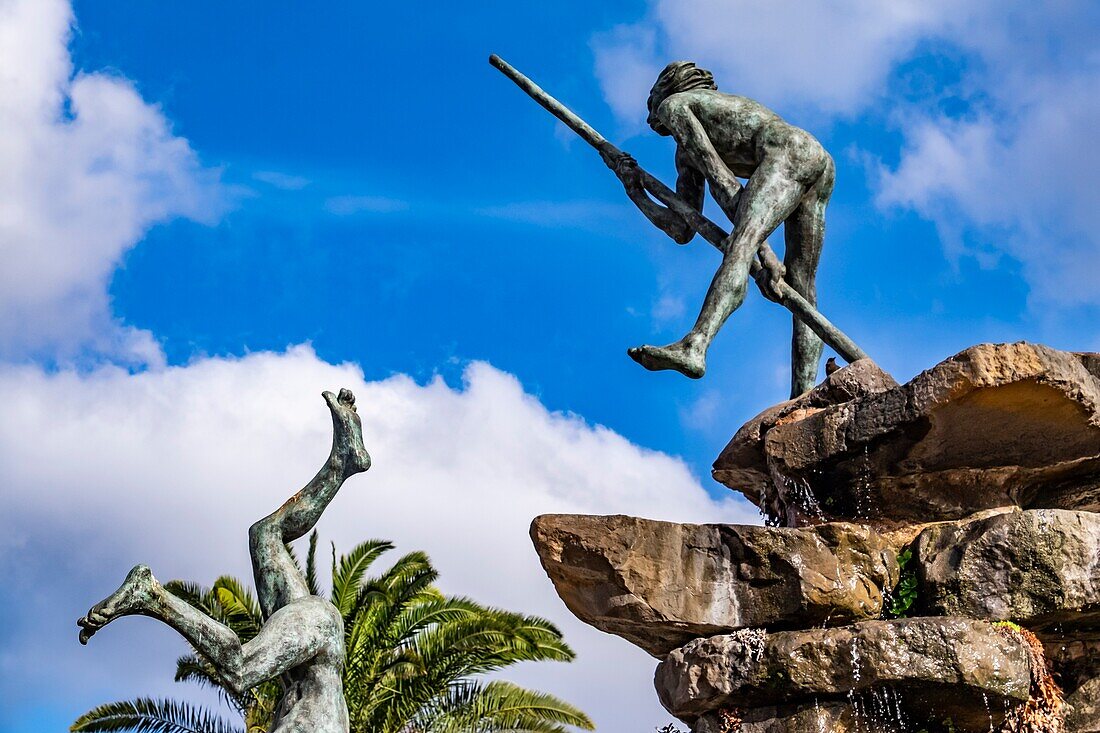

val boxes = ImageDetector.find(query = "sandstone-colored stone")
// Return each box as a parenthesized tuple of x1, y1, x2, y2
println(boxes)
(1066, 677, 1100, 732)
(712, 358, 898, 519)
(917, 509, 1100, 631)
(529, 514, 898, 658)
(655, 618, 1032, 731)
(691, 703, 853, 733)
(714, 343, 1100, 525)
(690, 696, 961, 733)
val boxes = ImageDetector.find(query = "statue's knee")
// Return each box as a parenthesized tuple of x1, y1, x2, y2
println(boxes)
(248, 519, 280, 550)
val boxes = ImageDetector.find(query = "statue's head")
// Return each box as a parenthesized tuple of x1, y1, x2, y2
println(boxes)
(647, 61, 717, 135)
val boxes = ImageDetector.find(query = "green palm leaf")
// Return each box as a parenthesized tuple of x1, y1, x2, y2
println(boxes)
(305, 530, 321, 597)
(173, 654, 244, 713)
(211, 576, 263, 641)
(76, 536, 592, 733)
(420, 679, 595, 733)
(70, 698, 243, 733)
(331, 539, 395, 616)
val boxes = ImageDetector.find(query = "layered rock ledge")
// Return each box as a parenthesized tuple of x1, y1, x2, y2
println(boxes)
(530, 514, 898, 657)
(527, 343, 1100, 732)
(655, 618, 1033, 731)
(917, 508, 1100, 632)
(692, 703, 853, 733)
(714, 343, 1100, 525)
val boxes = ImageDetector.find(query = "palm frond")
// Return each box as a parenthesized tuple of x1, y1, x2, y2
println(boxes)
(80, 536, 592, 733)
(212, 576, 263, 641)
(305, 530, 321, 597)
(173, 654, 220, 689)
(399, 607, 575, 680)
(173, 654, 245, 714)
(70, 697, 243, 733)
(331, 539, 395, 616)
(162, 581, 210, 608)
(163, 581, 235, 631)
(420, 680, 595, 733)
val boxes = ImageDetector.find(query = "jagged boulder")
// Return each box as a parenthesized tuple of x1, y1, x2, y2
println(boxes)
(655, 618, 1033, 731)
(714, 343, 1100, 526)
(530, 514, 898, 657)
(917, 509, 1100, 631)
(711, 358, 898, 520)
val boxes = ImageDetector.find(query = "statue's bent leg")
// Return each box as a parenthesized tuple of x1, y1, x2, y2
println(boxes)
(250, 389, 371, 617)
(783, 160, 834, 398)
(78, 565, 336, 694)
(629, 158, 806, 378)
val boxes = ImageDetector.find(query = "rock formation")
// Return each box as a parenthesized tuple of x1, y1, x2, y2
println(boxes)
(531, 515, 898, 657)
(531, 343, 1100, 732)
(714, 343, 1100, 527)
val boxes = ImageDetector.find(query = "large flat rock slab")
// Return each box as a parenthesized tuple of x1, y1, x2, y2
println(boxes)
(655, 618, 1033, 731)
(917, 509, 1100, 631)
(530, 514, 898, 658)
(715, 343, 1100, 525)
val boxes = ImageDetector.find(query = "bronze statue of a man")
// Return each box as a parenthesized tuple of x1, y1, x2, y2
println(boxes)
(607, 61, 834, 398)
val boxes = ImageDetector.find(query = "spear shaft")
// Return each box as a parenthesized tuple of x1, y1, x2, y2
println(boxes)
(489, 54, 868, 364)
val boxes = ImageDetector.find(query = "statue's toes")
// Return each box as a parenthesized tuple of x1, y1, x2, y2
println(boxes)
(628, 345, 667, 371)
(77, 615, 101, 644)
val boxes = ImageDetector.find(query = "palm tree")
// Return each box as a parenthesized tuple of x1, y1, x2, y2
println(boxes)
(72, 533, 594, 733)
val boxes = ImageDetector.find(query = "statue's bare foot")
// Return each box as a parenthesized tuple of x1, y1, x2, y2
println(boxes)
(628, 339, 706, 379)
(77, 564, 158, 645)
(323, 388, 371, 474)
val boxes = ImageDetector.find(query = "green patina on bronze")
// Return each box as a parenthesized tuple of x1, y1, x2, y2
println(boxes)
(77, 389, 371, 733)
(491, 55, 869, 398)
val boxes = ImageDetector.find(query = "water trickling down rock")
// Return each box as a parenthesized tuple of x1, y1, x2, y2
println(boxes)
(530, 344, 1100, 732)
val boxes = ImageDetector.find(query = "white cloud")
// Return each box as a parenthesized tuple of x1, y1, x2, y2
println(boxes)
(594, 0, 1100, 307)
(877, 69, 1100, 306)
(652, 292, 687, 326)
(679, 389, 721, 432)
(476, 199, 633, 236)
(0, 0, 225, 364)
(0, 346, 753, 730)
(590, 23, 661, 134)
(0, 4, 755, 729)
(324, 194, 409, 215)
(592, 0, 949, 127)
(253, 170, 311, 191)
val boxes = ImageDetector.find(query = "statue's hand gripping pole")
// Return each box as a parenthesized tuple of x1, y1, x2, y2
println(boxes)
(488, 54, 869, 365)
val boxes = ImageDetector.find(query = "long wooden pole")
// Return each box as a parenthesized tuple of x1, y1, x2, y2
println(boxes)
(489, 54, 869, 364)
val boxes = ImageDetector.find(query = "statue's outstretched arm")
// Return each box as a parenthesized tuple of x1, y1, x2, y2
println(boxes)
(661, 101, 742, 222)
(604, 150, 702, 245)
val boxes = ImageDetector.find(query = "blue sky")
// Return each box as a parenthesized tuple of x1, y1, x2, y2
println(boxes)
(2, 1, 1099, 731)
(62, 0, 1095, 466)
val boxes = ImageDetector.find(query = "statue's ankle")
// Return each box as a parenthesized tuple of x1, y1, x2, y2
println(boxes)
(682, 333, 707, 354)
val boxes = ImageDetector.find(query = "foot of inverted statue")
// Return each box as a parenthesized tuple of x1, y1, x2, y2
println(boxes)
(78, 565, 158, 644)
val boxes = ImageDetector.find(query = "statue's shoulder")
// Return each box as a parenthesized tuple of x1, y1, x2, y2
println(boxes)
(665, 88, 769, 113)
